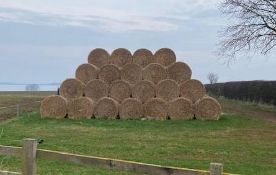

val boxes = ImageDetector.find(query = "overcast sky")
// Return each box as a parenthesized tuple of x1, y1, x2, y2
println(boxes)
(0, 0, 275, 89)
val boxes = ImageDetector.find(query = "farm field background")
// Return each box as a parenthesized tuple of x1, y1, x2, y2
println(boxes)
(0, 91, 275, 175)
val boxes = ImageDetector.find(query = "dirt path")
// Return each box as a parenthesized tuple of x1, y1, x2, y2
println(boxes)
(218, 98, 276, 122)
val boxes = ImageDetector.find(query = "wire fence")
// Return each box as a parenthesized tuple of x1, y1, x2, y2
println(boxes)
(0, 101, 41, 121)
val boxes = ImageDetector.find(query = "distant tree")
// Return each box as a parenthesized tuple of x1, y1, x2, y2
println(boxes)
(219, 0, 276, 61)
(25, 84, 40, 91)
(207, 73, 219, 84)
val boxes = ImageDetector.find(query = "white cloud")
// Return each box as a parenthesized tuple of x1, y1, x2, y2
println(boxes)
(0, 0, 219, 32)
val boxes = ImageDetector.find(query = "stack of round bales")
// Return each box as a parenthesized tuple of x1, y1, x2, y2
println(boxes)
(40, 48, 221, 120)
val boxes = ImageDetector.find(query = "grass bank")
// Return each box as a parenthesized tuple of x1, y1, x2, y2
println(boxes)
(0, 113, 275, 175)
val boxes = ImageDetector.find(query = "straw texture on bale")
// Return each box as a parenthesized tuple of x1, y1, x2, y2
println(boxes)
(142, 63, 167, 84)
(110, 48, 132, 67)
(67, 97, 94, 119)
(109, 80, 132, 103)
(40, 95, 67, 119)
(154, 48, 176, 66)
(167, 62, 192, 84)
(121, 63, 142, 85)
(156, 79, 179, 102)
(99, 64, 121, 84)
(132, 48, 154, 67)
(88, 48, 109, 68)
(75, 64, 98, 84)
(132, 80, 156, 103)
(143, 98, 167, 120)
(60, 78, 85, 98)
(168, 97, 194, 120)
(84, 79, 108, 102)
(119, 98, 143, 119)
(179, 79, 206, 103)
(195, 96, 221, 120)
(94, 97, 119, 119)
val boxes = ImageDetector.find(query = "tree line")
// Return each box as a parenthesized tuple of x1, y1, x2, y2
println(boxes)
(205, 81, 276, 105)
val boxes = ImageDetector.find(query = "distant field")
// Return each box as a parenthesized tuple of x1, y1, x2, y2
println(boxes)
(0, 91, 275, 175)
(0, 91, 54, 122)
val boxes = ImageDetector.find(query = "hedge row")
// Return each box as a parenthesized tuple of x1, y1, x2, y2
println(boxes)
(205, 81, 276, 105)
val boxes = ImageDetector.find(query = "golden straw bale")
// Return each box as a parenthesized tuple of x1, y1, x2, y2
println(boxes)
(119, 98, 143, 119)
(154, 48, 176, 66)
(75, 63, 98, 84)
(109, 80, 132, 103)
(179, 79, 206, 103)
(88, 48, 109, 68)
(168, 97, 194, 120)
(167, 62, 192, 84)
(84, 79, 108, 102)
(142, 63, 167, 84)
(40, 95, 67, 119)
(143, 98, 167, 120)
(156, 79, 179, 102)
(132, 48, 154, 67)
(60, 78, 85, 98)
(67, 97, 94, 119)
(94, 97, 119, 119)
(121, 63, 142, 85)
(110, 48, 132, 67)
(195, 96, 221, 120)
(99, 64, 121, 84)
(132, 80, 156, 103)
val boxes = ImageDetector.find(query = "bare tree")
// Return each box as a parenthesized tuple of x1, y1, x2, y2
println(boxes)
(219, 0, 276, 61)
(207, 73, 219, 84)
(25, 84, 40, 91)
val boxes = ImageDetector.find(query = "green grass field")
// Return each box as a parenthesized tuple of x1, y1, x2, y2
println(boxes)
(0, 113, 275, 175)
(0, 92, 275, 175)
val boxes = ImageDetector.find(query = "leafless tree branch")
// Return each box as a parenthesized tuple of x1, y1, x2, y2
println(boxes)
(219, 0, 276, 62)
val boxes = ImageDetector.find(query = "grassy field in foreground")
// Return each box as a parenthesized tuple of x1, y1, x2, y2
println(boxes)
(0, 113, 275, 175)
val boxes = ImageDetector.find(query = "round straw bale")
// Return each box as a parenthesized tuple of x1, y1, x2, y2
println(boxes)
(75, 63, 98, 84)
(40, 95, 67, 119)
(143, 63, 167, 84)
(167, 62, 192, 84)
(119, 98, 143, 119)
(60, 78, 85, 98)
(110, 48, 132, 67)
(143, 98, 167, 120)
(94, 97, 119, 119)
(67, 97, 94, 119)
(132, 80, 156, 103)
(84, 79, 108, 102)
(133, 48, 154, 67)
(99, 64, 121, 84)
(154, 48, 176, 66)
(195, 96, 221, 120)
(168, 97, 194, 120)
(156, 79, 179, 102)
(88, 48, 109, 68)
(121, 63, 142, 85)
(109, 80, 132, 103)
(179, 79, 206, 103)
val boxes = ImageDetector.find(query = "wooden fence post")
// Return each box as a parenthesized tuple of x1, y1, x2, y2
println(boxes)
(22, 139, 37, 175)
(209, 163, 223, 175)
(16, 104, 19, 117)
